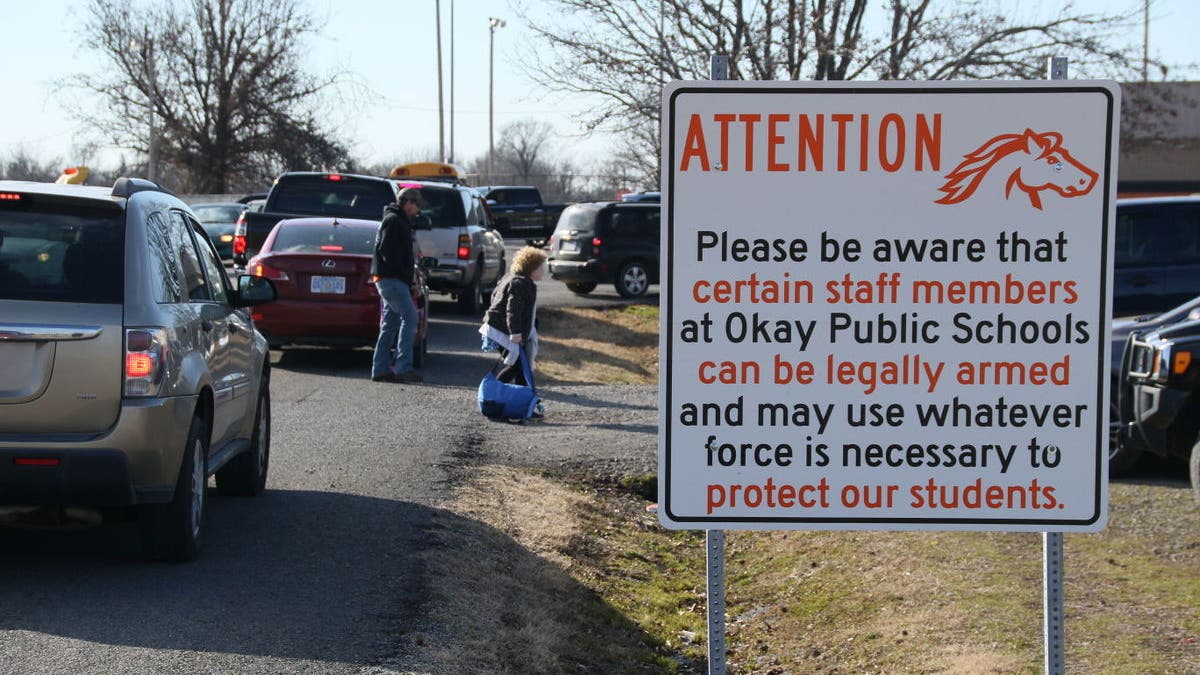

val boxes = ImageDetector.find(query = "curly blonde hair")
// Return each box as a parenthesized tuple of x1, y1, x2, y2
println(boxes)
(510, 246, 548, 275)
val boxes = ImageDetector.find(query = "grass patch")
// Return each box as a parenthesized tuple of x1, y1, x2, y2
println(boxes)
(535, 305, 659, 385)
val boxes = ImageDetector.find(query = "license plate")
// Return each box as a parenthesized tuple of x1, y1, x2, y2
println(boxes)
(560, 240, 579, 253)
(310, 276, 346, 294)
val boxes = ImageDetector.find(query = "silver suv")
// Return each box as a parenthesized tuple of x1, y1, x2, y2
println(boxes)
(0, 178, 277, 561)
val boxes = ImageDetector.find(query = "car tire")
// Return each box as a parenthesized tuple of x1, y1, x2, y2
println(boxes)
(567, 281, 597, 295)
(139, 415, 207, 562)
(458, 265, 483, 315)
(615, 260, 649, 298)
(1190, 436, 1200, 503)
(1108, 401, 1141, 477)
(216, 375, 271, 497)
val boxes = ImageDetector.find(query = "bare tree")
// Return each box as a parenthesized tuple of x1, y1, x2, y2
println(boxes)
(497, 119, 556, 183)
(518, 0, 1155, 180)
(0, 150, 62, 182)
(67, 0, 350, 193)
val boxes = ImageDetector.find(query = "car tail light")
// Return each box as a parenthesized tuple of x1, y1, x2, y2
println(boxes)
(125, 328, 168, 397)
(14, 457, 60, 467)
(0, 192, 21, 201)
(327, 174, 343, 181)
(252, 261, 290, 281)
(457, 234, 471, 260)
(547, 234, 555, 249)
(592, 237, 602, 256)
(233, 213, 248, 256)
(319, 245, 344, 252)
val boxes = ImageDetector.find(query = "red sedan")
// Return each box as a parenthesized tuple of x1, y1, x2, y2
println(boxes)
(246, 217, 429, 365)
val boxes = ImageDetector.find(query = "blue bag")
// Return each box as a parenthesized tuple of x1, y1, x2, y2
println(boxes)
(477, 347, 540, 420)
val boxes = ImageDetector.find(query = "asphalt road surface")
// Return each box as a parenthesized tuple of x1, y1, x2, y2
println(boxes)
(0, 257, 657, 674)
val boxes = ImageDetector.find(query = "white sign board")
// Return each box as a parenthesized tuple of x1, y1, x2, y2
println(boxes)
(659, 81, 1118, 531)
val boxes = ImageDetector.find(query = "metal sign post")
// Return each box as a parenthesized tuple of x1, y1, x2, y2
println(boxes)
(1043, 55, 1068, 675)
(705, 51, 730, 675)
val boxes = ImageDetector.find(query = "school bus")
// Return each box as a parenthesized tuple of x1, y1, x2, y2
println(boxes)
(388, 162, 467, 184)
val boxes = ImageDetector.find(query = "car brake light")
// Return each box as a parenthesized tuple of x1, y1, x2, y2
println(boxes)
(125, 328, 167, 397)
(252, 262, 290, 281)
(592, 237, 602, 256)
(457, 234, 471, 260)
(0, 193, 21, 201)
(251, 312, 264, 321)
(233, 235, 246, 255)
(320, 245, 344, 252)
(327, 174, 343, 181)
(14, 457, 61, 467)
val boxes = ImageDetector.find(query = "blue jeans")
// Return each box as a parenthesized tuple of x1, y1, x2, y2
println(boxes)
(372, 277, 417, 377)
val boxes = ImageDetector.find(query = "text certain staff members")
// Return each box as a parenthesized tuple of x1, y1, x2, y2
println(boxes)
(691, 272, 1078, 304)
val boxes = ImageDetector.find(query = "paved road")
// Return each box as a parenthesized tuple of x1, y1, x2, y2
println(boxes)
(0, 266, 657, 674)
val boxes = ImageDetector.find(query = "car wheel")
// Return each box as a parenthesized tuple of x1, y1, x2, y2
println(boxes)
(567, 281, 597, 295)
(615, 260, 649, 298)
(1109, 401, 1141, 477)
(458, 265, 483, 315)
(140, 415, 207, 562)
(216, 375, 271, 497)
(1190, 435, 1200, 503)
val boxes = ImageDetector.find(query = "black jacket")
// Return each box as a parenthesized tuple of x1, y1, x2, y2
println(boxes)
(371, 203, 414, 279)
(484, 273, 537, 338)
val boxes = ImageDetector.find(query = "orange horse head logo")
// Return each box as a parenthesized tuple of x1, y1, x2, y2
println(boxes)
(935, 129, 1099, 210)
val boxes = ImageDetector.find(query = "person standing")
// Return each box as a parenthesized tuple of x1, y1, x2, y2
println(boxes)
(480, 246, 547, 386)
(371, 187, 424, 384)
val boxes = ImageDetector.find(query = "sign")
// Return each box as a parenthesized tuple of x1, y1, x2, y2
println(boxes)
(659, 81, 1119, 531)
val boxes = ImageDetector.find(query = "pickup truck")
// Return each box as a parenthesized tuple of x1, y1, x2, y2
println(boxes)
(472, 185, 567, 241)
(235, 171, 505, 314)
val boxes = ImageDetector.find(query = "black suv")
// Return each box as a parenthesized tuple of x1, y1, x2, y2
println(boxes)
(1113, 196, 1200, 316)
(546, 202, 660, 298)
(1114, 316, 1200, 500)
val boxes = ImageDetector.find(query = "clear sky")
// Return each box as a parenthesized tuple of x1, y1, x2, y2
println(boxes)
(0, 0, 1196, 171)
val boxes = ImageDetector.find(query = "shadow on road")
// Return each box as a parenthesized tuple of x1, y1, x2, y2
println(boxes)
(0, 489, 670, 670)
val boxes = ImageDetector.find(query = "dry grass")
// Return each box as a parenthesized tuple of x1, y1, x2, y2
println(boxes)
(535, 305, 659, 384)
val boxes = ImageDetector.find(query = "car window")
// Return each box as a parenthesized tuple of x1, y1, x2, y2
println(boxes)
(146, 211, 183, 303)
(192, 204, 243, 224)
(170, 211, 210, 301)
(554, 205, 598, 233)
(0, 200, 124, 303)
(271, 224, 377, 255)
(407, 187, 466, 229)
(1115, 207, 1167, 267)
(642, 209, 661, 237)
(272, 176, 396, 220)
(488, 188, 540, 207)
(187, 216, 229, 304)
(1162, 205, 1200, 266)
(609, 208, 645, 236)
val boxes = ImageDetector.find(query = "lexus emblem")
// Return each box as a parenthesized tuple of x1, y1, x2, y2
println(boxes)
(322, 259, 336, 268)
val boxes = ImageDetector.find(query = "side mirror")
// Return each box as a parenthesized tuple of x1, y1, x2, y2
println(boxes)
(419, 256, 439, 269)
(233, 274, 277, 307)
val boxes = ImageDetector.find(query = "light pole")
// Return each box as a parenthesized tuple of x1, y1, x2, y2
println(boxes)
(488, 16, 505, 181)
(130, 34, 157, 182)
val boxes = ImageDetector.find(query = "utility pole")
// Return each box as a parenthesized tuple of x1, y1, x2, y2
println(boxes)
(1142, 0, 1149, 81)
(488, 17, 506, 181)
(436, 0, 445, 161)
(450, 0, 455, 164)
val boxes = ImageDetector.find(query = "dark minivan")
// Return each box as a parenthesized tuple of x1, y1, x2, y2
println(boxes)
(546, 202, 660, 298)
(1113, 196, 1200, 317)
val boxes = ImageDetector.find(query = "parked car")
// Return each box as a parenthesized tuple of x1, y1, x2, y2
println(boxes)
(192, 201, 245, 262)
(0, 177, 277, 561)
(621, 191, 661, 203)
(1109, 295, 1200, 475)
(473, 185, 568, 241)
(1114, 312, 1200, 499)
(1112, 195, 1200, 317)
(234, 172, 399, 265)
(245, 217, 430, 365)
(390, 175, 506, 315)
(546, 201, 660, 298)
